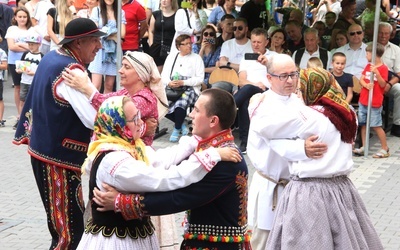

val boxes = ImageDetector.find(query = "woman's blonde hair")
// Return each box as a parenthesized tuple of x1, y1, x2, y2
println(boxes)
(56, 0, 74, 37)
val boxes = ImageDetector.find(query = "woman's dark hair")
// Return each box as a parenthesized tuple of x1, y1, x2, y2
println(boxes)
(99, 0, 119, 27)
(329, 29, 348, 50)
(196, 25, 217, 51)
(268, 28, 288, 50)
(175, 34, 191, 49)
(12, 7, 32, 29)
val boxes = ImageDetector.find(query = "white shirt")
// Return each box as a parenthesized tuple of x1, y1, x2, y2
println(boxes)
(94, 136, 223, 193)
(170, 8, 205, 54)
(292, 46, 331, 70)
(260, 104, 354, 178)
(334, 43, 368, 79)
(161, 52, 204, 95)
(381, 42, 400, 73)
(220, 38, 252, 65)
(32, 0, 54, 46)
(247, 91, 308, 230)
(55, 68, 97, 129)
(239, 50, 277, 88)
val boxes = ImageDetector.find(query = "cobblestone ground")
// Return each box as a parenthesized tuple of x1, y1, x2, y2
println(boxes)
(0, 80, 399, 249)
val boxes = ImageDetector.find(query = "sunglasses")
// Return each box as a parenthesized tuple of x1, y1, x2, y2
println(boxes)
(203, 32, 215, 37)
(349, 31, 363, 36)
(233, 26, 244, 31)
(126, 110, 141, 125)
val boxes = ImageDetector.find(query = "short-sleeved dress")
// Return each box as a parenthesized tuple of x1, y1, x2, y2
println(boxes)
(88, 7, 126, 76)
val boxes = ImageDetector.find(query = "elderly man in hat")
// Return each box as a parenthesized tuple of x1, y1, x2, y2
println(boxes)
(13, 18, 105, 249)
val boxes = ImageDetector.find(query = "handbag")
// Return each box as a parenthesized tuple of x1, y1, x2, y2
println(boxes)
(165, 53, 188, 102)
(165, 86, 188, 102)
(159, 11, 171, 57)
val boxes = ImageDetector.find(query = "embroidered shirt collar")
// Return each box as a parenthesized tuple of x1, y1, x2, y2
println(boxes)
(196, 129, 235, 152)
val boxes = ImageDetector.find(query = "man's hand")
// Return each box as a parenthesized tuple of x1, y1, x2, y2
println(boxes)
(93, 183, 119, 212)
(305, 135, 328, 159)
(144, 117, 158, 137)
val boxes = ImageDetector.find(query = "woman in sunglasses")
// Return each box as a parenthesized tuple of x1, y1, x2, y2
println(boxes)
(62, 51, 167, 147)
(192, 25, 221, 88)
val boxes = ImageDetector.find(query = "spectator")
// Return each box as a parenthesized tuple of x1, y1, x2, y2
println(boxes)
(148, 0, 178, 73)
(170, 0, 206, 54)
(76, 0, 99, 18)
(47, 0, 75, 50)
(268, 28, 292, 55)
(161, 34, 204, 142)
(32, 0, 54, 54)
(293, 28, 331, 70)
(357, 0, 388, 29)
(377, 22, 400, 137)
(331, 52, 355, 103)
(334, 24, 367, 80)
(16, 32, 44, 109)
(274, 0, 297, 29)
(5, 7, 31, 130)
(24, 0, 40, 19)
(207, 0, 237, 26)
(88, 0, 126, 93)
(215, 13, 234, 47)
(122, 0, 147, 52)
(332, 0, 361, 32)
(218, 17, 252, 72)
(0, 3, 13, 53)
(239, 0, 269, 32)
(0, 47, 6, 127)
(0, 0, 16, 10)
(288, 8, 309, 33)
(193, 25, 221, 88)
(311, 0, 341, 25)
(353, 43, 389, 158)
(329, 28, 348, 52)
(234, 28, 276, 154)
(322, 11, 336, 46)
(312, 20, 329, 48)
(285, 20, 305, 54)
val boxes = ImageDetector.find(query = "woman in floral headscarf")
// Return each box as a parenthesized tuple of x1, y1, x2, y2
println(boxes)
(77, 96, 241, 249)
(256, 68, 383, 249)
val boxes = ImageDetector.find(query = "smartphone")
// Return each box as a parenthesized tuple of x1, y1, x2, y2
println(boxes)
(205, 38, 215, 45)
(181, 1, 192, 8)
(244, 53, 260, 60)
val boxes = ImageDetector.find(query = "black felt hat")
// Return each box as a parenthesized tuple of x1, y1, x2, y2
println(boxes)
(58, 18, 106, 45)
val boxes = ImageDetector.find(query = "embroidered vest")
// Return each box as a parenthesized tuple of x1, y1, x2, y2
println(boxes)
(14, 50, 91, 171)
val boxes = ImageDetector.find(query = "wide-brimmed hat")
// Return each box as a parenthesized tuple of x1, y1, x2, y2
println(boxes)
(58, 18, 106, 45)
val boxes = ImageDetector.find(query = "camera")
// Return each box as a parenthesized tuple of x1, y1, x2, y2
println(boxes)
(205, 38, 215, 45)
(244, 53, 260, 60)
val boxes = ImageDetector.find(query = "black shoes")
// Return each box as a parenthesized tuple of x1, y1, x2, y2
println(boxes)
(239, 141, 247, 155)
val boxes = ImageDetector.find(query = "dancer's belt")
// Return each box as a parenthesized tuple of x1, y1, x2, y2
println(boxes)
(256, 170, 289, 211)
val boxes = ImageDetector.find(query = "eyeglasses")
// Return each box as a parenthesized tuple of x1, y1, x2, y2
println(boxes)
(349, 31, 363, 36)
(269, 71, 299, 81)
(233, 26, 244, 31)
(203, 31, 215, 37)
(180, 42, 192, 46)
(126, 110, 141, 125)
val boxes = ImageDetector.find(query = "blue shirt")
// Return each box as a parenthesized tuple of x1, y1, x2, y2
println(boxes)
(207, 6, 238, 25)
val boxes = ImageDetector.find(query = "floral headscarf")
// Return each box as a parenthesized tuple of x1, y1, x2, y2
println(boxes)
(83, 96, 149, 173)
(299, 67, 357, 143)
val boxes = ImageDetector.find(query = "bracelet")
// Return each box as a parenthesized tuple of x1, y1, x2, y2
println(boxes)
(387, 81, 393, 88)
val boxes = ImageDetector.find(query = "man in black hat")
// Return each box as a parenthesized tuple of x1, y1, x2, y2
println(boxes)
(13, 18, 105, 249)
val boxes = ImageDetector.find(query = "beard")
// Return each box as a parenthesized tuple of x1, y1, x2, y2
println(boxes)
(235, 32, 246, 40)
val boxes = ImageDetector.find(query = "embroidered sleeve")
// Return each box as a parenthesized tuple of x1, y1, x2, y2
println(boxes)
(192, 147, 221, 172)
(118, 193, 144, 220)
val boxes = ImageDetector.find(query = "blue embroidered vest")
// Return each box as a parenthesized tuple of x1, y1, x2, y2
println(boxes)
(14, 50, 91, 171)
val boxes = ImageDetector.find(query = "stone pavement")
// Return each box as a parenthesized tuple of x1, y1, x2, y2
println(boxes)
(0, 78, 399, 249)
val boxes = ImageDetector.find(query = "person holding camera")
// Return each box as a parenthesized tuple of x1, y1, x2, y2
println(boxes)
(192, 25, 221, 88)
(234, 28, 276, 154)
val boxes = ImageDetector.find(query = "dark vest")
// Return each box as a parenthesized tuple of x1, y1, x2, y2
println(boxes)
(14, 50, 91, 171)
(294, 47, 329, 69)
(85, 152, 155, 239)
